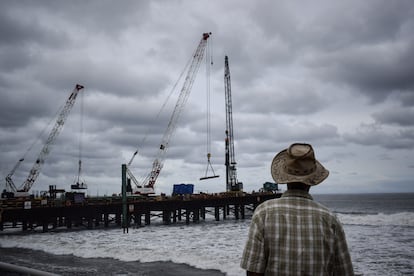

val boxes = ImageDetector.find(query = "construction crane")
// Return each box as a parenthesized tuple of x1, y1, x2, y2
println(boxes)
(126, 32, 211, 194)
(224, 56, 243, 192)
(3, 84, 84, 198)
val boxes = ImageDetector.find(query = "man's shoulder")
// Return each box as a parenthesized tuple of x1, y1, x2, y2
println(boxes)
(256, 198, 282, 208)
(255, 196, 337, 217)
(254, 197, 292, 213)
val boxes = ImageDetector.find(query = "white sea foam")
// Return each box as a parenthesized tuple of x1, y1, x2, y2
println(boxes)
(338, 212, 414, 227)
(1, 213, 413, 275)
(0, 216, 414, 276)
(0, 221, 250, 276)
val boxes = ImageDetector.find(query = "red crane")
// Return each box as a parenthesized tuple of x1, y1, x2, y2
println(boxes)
(126, 33, 212, 194)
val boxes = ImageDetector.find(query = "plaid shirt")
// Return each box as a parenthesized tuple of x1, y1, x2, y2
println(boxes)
(241, 190, 354, 275)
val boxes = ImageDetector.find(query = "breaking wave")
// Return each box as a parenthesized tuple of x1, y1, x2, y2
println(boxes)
(337, 212, 414, 227)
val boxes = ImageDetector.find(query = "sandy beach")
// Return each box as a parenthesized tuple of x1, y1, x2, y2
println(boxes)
(0, 247, 225, 275)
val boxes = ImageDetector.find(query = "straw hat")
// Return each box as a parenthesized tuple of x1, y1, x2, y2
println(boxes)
(271, 143, 329, 186)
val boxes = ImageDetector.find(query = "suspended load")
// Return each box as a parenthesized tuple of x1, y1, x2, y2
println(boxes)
(200, 153, 220, 180)
(200, 34, 219, 181)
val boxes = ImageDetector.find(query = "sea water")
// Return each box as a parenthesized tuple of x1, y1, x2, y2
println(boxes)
(0, 193, 413, 275)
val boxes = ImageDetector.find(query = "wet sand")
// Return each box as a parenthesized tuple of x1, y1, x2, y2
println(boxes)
(0, 247, 225, 275)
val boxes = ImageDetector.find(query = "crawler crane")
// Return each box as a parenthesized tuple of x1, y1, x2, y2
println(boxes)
(2, 84, 84, 198)
(126, 33, 212, 194)
(224, 56, 243, 191)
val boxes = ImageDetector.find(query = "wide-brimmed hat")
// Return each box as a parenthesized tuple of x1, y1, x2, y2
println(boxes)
(271, 143, 329, 186)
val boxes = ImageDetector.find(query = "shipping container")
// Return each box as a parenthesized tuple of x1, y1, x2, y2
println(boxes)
(172, 184, 194, 195)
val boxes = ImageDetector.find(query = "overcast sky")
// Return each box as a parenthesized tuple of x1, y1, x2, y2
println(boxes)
(1, 0, 413, 196)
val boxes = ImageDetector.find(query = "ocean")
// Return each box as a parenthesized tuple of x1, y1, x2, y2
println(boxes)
(1, 193, 413, 275)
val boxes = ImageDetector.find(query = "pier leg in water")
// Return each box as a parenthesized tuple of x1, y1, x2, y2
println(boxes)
(215, 207, 220, 221)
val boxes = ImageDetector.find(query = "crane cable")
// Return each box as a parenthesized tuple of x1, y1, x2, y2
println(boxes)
(201, 38, 219, 180)
(206, 42, 211, 160)
(74, 87, 86, 188)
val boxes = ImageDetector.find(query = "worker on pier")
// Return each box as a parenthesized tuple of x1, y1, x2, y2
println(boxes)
(241, 143, 354, 275)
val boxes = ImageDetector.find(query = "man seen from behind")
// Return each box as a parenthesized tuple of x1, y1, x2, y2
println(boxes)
(240, 143, 354, 275)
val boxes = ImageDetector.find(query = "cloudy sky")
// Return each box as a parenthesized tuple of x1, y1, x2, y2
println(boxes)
(1, 0, 413, 196)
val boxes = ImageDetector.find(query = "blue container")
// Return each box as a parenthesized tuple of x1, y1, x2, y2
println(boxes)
(184, 184, 194, 194)
(173, 184, 194, 195)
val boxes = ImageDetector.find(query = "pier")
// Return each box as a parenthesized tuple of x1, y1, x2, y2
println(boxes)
(0, 192, 280, 233)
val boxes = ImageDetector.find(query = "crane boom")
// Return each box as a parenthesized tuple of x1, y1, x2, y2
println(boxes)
(146, 32, 211, 189)
(129, 32, 211, 194)
(4, 158, 24, 194)
(224, 56, 242, 191)
(16, 84, 84, 193)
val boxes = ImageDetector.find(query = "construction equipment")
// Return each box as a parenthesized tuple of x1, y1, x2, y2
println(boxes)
(224, 56, 243, 191)
(2, 84, 84, 198)
(71, 88, 87, 190)
(70, 158, 87, 190)
(200, 40, 219, 181)
(261, 182, 280, 193)
(126, 32, 211, 194)
(199, 152, 220, 180)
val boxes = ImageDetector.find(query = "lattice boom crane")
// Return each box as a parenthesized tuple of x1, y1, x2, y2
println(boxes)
(4, 84, 84, 197)
(127, 32, 211, 194)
